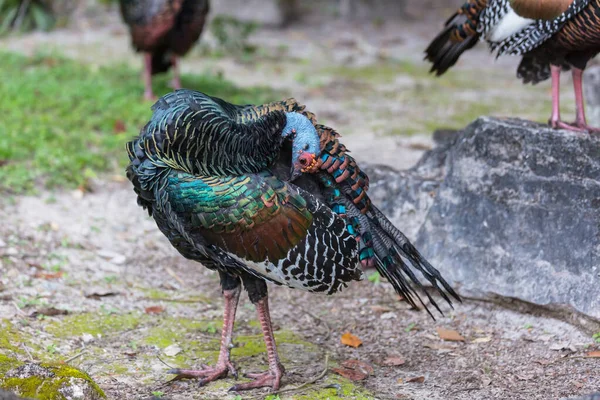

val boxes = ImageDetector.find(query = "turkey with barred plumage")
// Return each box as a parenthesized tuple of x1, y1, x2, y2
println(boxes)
(126, 89, 459, 391)
(425, 0, 600, 133)
(119, 0, 210, 100)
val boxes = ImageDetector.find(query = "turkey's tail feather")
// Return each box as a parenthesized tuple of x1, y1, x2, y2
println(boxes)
(337, 193, 460, 318)
(425, 1, 486, 76)
(516, 54, 553, 84)
(313, 124, 460, 318)
(368, 205, 460, 318)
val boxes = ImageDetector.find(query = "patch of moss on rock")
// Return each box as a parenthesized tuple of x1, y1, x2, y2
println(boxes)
(0, 356, 105, 400)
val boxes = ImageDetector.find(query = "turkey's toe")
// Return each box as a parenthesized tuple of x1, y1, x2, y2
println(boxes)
(229, 368, 283, 392)
(168, 362, 234, 386)
(550, 120, 590, 133)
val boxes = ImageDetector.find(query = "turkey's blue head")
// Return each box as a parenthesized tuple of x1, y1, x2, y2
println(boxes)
(282, 112, 321, 181)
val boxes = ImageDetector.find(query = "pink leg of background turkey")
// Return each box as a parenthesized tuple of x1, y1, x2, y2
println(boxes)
(171, 56, 182, 90)
(549, 65, 562, 129)
(143, 53, 156, 101)
(229, 296, 285, 392)
(168, 286, 240, 385)
(572, 68, 600, 133)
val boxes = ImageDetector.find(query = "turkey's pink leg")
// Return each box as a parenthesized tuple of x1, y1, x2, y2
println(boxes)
(143, 53, 156, 101)
(549, 65, 562, 129)
(229, 296, 285, 392)
(171, 55, 181, 90)
(572, 68, 600, 133)
(168, 286, 240, 386)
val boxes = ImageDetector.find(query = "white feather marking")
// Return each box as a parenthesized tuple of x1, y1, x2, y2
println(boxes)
(487, 8, 535, 42)
(227, 253, 310, 291)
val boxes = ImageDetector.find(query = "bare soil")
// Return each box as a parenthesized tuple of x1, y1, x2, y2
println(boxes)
(1, 11, 598, 400)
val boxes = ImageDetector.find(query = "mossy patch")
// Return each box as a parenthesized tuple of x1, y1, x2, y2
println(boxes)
(0, 356, 106, 399)
(0, 321, 24, 355)
(45, 312, 142, 338)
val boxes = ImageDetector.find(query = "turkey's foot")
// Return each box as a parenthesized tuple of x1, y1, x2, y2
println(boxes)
(168, 361, 237, 387)
(229, 364, 285, 392)
(550, 119, 600, 133)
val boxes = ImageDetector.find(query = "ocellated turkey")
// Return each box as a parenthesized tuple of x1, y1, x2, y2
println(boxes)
(126, 89, 460, 391)
(425, 0, 600, 132)
(118, 0, 210, 100)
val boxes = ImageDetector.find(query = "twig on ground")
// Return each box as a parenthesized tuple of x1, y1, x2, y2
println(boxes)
(156, 354, 176, 370)
(21, 343, 34, 362)
(165, 267, 186, 288)
(273, 353, 330, 396)
(304, 310, 331, 341)
(12, 301, 26, 316)
(65, 350, 88, 364)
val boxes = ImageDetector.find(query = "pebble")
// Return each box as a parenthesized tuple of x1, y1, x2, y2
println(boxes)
(164, 344, 182, 357)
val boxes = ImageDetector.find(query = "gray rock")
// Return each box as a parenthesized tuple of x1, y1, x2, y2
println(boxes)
(0, 389, 29, 400)
(365, 117, 600, 321)
(562, 394, 600, 400)
(584, 66, 600, 128)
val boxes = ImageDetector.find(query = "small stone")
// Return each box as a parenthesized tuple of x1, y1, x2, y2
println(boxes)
(0, 238, 6, 247)
(71, 189, 84, 199)
(164, 344, 182, 357)
(81, 333, 95, 344)
(5, 247, 18, 256)
(110, 255, 126, 265)
(380, 312, 397, 320)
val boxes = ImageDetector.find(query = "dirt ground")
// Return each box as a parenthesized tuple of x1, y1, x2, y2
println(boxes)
(1, 9, 599, 400)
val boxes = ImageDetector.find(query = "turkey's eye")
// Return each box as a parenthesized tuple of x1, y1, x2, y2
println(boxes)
(303, 143, 309, 150)
(299, 158, 308, 166)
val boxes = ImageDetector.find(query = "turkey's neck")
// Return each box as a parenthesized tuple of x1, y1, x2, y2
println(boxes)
(509, 0, 572, 20)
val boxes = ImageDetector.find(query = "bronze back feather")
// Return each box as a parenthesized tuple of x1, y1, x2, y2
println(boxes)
(510, 0, 574, 20)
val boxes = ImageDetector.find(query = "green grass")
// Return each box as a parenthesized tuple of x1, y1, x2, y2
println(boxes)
(0, 51, 281, 194)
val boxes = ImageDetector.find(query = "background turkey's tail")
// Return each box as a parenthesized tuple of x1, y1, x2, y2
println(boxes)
(424, 1, 486, 76)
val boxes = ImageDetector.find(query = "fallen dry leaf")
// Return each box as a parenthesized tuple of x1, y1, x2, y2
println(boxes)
(34, 271, 63, 280)
(382, 356, 406, 367)
(341, 359, 374, 375)
(472, 337, 492, 343)
(332, 367, 368, 381)
(437, 328, 465, 342)
(586, 351, 600, 358)
(341, 332, 362, 348)
(144, 306, 165, 314)
(113, 120, 126, 133)
(406, 376, 425, 383)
